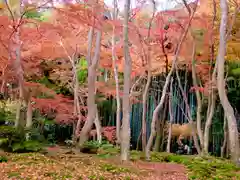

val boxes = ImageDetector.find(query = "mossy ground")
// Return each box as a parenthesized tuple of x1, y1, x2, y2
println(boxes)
(0, 146, 239, 180)
(98, 147, 240, 180)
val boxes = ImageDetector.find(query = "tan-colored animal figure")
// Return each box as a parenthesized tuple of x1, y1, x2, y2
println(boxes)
(165, 122, 197, 146)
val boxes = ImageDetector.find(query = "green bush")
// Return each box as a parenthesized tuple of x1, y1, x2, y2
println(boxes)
(12, 140, 43, 152)
(0, 125, 44, 153)
(81, 140, 117, 155)
(0, 155, 7, 162)
(0, 126, 20, 138)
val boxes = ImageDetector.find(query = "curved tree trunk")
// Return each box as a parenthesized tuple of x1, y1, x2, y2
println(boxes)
(217, 0, 239, 163)
(175, 68, 201, 154)
(78, 29, 102, 147)
(145, 10, 197, 160)
(203, 65, 217, 154)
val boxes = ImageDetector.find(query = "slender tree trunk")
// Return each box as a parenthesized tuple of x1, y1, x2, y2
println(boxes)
(221, 115, 227, 158)
(166, 78, 173, 153)
(175, 67, 201, 154)
(142, 71, 151, 150)
(203, 0, 217, 154)
(141, 0, 156, 151)
(60, 40, 83, 144)
(203, 65, 217, 154)
(217, 0, 239, 163)
(153, 98, 168, 152)
(112, 0, 121, 144)
(94, 104, 102, 144)
(78, 30, 102, 147)
(145, 11, 196, 160)
(72, 62, 82, 143)
(26, 100, 33, 128)
(153, 116, 161, 151)
(1, 79, 5, 94)
(121, 0, 131, 161)
(191, 42, 204, 149)
(14, 7, 24, 128)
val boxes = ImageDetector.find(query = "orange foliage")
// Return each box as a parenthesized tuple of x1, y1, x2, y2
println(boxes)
(0, 1, 215, 126)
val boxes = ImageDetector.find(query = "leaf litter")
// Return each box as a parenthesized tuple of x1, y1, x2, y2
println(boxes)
(0, 151, 187, 180)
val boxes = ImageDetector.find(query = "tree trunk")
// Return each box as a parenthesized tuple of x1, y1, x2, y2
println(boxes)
(145, 11, 196, 160)
(112, 0, 121, 144)
(217, 0, 239, 163)
(153, 117, 161, 151)
(26, 100, 33, 129)
(166, 78, 173, 153)
(203, 0, 217, 155)
(221, 115, 227, 158)
(203, 65, 217, 154)
(60, 39, 83, 144)
(72, 61, 82, 144)
(94, 104, 102, 144)
(142, 71, 151, 150)
(154, 99, 168, 152)
(14, 14, 24, 128)
(1, 79, 5, 94)
(191, 42, 204, 149)
(78, 29, 102, 147)
(141, 0, 156, 151)
(175, 67, 201, 154)
(145, 68, 173, 160)
(120, 0, 131, 161)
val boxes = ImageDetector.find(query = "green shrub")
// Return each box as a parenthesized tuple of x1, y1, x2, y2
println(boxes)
(0, 138, 8, 146)
(0, 126, 22, 151)
(12, 140, 43, 152)
(0, 126, 20, 138)
(0, 155, 7, 162)
(81, 140, 118, 155)
(0, 125, 44, 153)
(80, 141, 101, 154)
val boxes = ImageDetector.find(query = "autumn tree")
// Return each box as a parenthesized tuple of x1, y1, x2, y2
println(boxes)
(140, 0, 156, 151)
(145, 1, 201, 159)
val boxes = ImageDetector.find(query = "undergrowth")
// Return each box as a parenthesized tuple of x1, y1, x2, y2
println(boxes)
(1, 141, 239, 179)
(97, 146, 240, 180)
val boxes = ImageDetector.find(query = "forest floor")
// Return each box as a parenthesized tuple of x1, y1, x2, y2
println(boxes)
(0, 145, 239, 180)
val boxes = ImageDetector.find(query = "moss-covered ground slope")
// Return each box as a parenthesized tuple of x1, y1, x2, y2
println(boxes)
(0, 146, 239, 180)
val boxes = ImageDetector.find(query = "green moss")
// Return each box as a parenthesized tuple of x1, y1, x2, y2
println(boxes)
(129, 151, 240, 180)
(88, 175, 98, 179)
(100, 163, 130, 174)
(8, 172, 21, 178)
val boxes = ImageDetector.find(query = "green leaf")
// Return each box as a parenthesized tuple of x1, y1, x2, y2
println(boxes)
(0, 138, 8, 146)
(231, 68, 240, 76)
(12, 142, 24, 152)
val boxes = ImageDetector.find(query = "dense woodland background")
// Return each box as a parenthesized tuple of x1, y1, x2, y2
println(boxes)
(0, 0, 240, 179)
